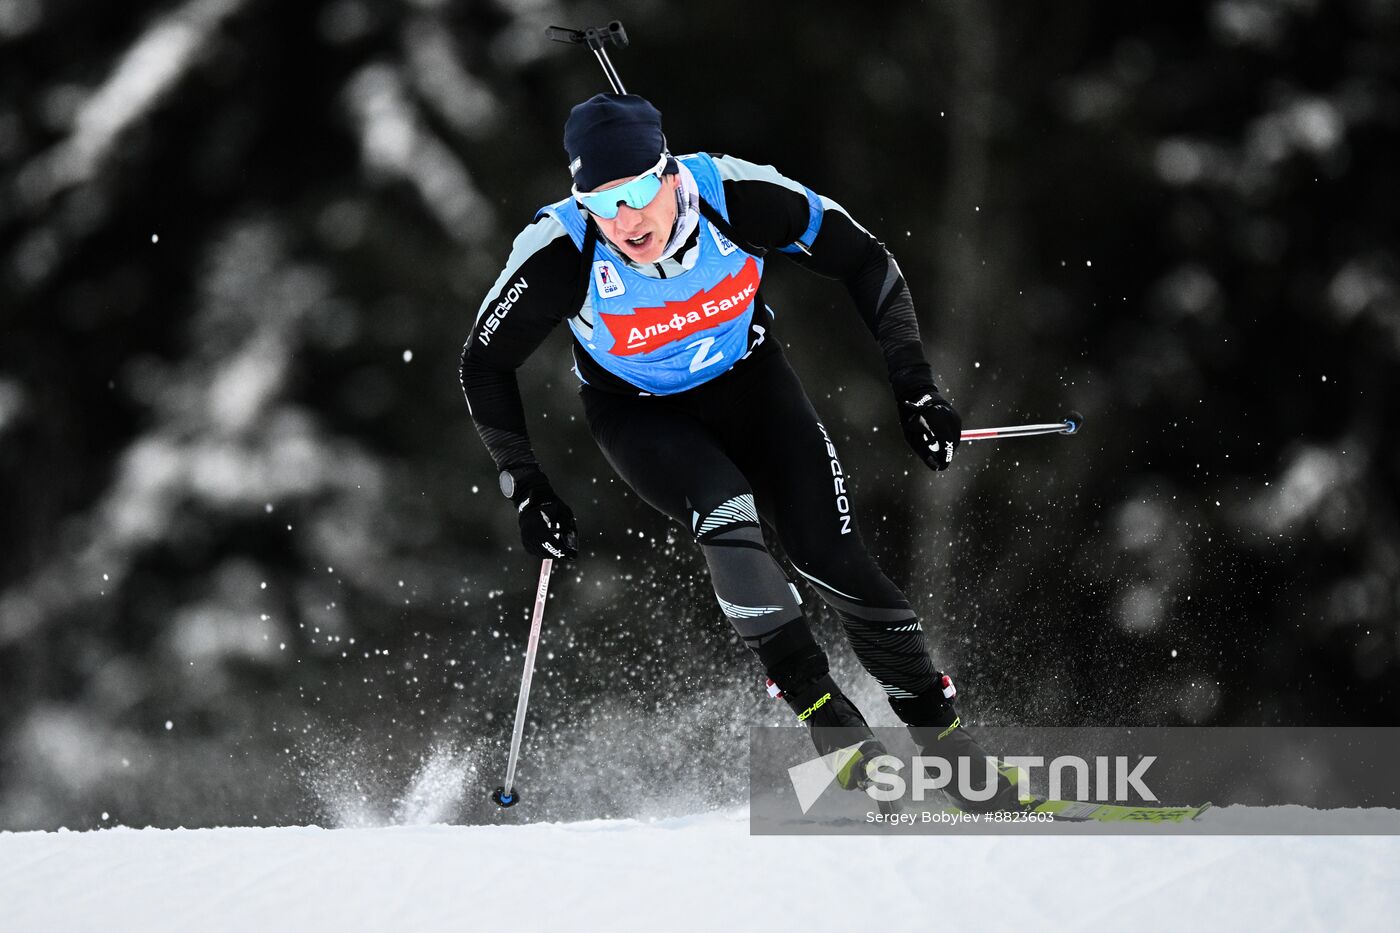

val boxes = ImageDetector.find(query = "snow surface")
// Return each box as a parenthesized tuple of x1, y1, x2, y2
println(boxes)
(3, 807, 1399, 932)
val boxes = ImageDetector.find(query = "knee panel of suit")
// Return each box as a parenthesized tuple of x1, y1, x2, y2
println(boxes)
(693, 493, 803, 642)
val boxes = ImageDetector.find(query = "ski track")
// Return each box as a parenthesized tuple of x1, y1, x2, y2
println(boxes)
(2, 808, 1398, 932)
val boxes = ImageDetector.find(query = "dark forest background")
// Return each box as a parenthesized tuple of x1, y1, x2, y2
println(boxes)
(1, 0, 1396, 831)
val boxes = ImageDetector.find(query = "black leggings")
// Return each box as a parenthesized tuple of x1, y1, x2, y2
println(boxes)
(583, 349, 953, 731)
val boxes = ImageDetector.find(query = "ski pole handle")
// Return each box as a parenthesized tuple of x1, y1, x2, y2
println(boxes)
(960, 410, 1084, 442)
(492, 558, 553, 808)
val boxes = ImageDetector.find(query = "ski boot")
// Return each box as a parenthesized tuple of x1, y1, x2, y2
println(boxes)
(776, 669, 871, 745)
(893, 677, 1040, 815)
(833, 737, 898, 791)
(920, 717, 1039, 813)
(776, 672, 901, 812)
(832, 737, 902, 816)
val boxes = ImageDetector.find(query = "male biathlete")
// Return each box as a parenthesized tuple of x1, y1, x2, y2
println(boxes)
(461, 93, 1023, 812)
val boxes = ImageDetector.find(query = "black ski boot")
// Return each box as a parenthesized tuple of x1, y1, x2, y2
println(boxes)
(891, 676, 1038, 814)
(916, 718, 1036, 813)
(779, 672, 894, 791)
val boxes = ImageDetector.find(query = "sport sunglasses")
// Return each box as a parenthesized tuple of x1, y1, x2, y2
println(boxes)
(571, 153, 669, 220)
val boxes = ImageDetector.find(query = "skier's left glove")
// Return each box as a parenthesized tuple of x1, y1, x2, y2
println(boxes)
(896, 385, 962, 472)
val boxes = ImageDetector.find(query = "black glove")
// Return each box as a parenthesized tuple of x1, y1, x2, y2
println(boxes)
(896, 385, 962, 472)
(499, 466, 579, 561)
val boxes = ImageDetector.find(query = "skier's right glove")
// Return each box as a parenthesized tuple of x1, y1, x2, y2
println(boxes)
(896, 385, 962, 472)
(499, 466, 579, 561)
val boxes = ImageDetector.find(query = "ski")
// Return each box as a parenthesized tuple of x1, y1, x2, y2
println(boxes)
(1031, 799, 1213, 823)
(989, 760, 1212, 822)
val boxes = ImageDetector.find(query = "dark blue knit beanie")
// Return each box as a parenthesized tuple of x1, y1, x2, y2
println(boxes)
(564, 93, 671, 191)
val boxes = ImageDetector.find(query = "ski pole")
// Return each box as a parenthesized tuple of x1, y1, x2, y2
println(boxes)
(491, 558, 553, 809)
(960, 410, 1084, 442)
(546, 21, 630, 94)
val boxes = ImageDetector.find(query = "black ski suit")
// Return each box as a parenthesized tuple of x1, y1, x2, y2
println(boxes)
(460, 154, 960, 749)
